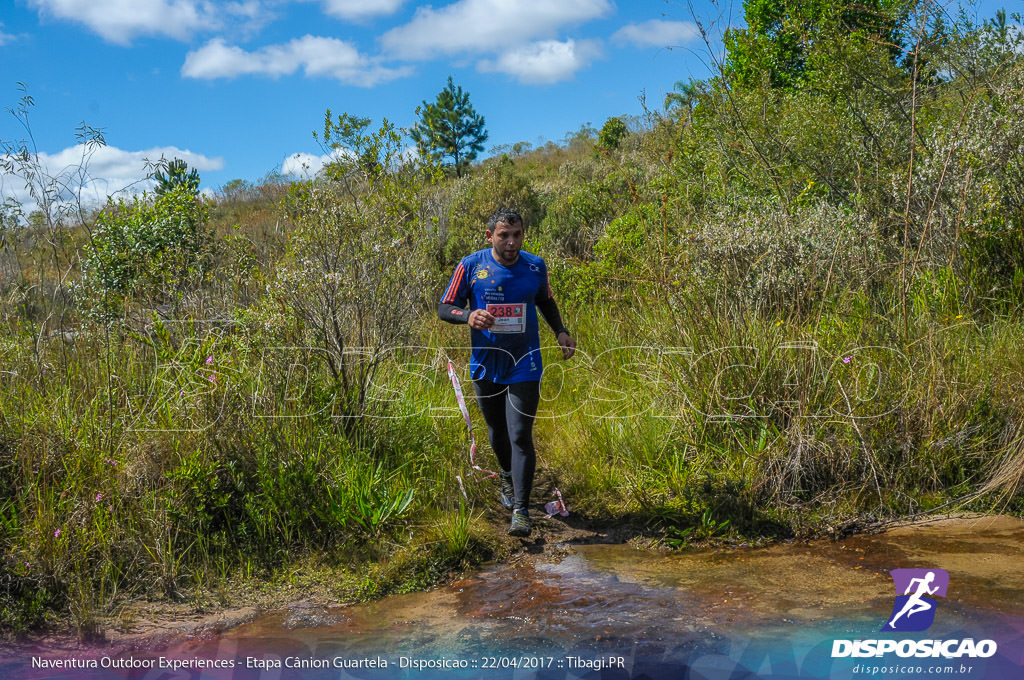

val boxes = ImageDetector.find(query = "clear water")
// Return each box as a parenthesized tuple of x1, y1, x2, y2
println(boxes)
(5, 516, 1024, 679)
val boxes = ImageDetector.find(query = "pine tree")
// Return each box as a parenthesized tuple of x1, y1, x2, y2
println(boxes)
(153, 158, 200, 196)
(411, 77, 488, 177)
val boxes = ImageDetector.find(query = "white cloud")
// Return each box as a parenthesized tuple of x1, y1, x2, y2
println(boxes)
(318, 0, 405, 20)
(380, 0, 612, 60)
(0, 23, 17, 45)
(27, 0, 269, 44)
(478, 39, 601, 84)
(281, 152, 329, 178)
(223, 1, 275, 38)
(29, 0, 208, 43)
(1, 144, 222, 210)
(183, 39, 284, 78)
(182, 36, 410, 85)
(611, 20, 700, 49)
(281, 148, 354, 178)
(281, 144, 420, 178)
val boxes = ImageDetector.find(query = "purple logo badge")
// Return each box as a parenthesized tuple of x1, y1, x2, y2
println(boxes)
(881, 568, 949, 632)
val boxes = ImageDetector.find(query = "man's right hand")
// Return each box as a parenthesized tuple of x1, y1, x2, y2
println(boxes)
(468, 309, 495, 330)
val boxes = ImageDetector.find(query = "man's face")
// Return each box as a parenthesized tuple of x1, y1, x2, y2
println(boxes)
(486, 220, 524, 265)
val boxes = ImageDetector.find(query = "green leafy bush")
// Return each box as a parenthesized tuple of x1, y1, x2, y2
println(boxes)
(276, 113, 441, 413)
(539, 182, 615, 259)
(596, 116, 628, 152)
(594, 203, 661, 285)
(684, 201, 885, 315)
(76, 187, 211, 319)
(440, 155, 543, 266)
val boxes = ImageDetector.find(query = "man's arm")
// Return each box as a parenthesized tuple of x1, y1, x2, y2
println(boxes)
(439, 303, 496, 330)
(536, 297, 576, 360)
(536, 297, 568, 336)
(535, 265, 576, 359)
(439, 260, 475, 325)
(438, 303, 469, 324)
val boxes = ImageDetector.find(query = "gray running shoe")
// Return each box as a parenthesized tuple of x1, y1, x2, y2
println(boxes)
(508, 510, 531, 537)
(499, 472, 514, 510)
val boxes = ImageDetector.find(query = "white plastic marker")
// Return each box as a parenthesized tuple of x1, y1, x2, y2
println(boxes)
(447, 361, 498, 478)
(545, 488, 569, 518)
(455, 475, 469, 500)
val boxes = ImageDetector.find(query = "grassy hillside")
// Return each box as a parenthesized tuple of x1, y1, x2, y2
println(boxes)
(2, 5, 1023, 638)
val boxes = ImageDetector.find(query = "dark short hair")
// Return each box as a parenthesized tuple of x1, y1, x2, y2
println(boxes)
(487, 208, 523, 231)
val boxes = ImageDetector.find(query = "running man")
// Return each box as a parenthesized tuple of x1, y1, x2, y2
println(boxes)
(438, 208, 576, 537)
(888, 571, 939, 628)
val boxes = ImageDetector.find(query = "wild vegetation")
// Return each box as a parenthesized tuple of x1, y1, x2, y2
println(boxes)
(1, 0, 1023, 640)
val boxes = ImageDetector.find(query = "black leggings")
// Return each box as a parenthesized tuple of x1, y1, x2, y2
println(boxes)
(473, 380, 540, 512)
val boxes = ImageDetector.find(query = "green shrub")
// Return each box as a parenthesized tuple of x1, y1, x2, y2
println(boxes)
(683, 201, 885, 315)
(440, 155, 543, 266)
(276, 114, 440, 413)
(593, 203, 662, 294)
(76, 187, 211, 319)
(596, 116, 628, 152)
(539, 183, 614, 259)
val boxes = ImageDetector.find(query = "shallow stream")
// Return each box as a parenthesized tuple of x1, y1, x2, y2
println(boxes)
(7, 515, 1024, 679)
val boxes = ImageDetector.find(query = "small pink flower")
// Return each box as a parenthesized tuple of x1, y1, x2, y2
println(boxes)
(106, 459, 117, 466)
(205, 355, 214, 364)
(208, 374, 217, 382)
(843, 356, 853, 364)
(96, 493, 102, 502)
(180, 390, 185, 396)
(25, 562, 30, 568)
(54, 529, 61, 538)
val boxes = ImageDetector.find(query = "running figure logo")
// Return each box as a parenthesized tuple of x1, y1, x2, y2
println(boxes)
(881, 568, 949, 632)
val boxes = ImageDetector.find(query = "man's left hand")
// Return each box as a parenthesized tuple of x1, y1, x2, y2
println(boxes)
(557, 332, 576, 360)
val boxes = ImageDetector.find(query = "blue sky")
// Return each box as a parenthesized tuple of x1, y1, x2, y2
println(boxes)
(0, 0, 1013, 206)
